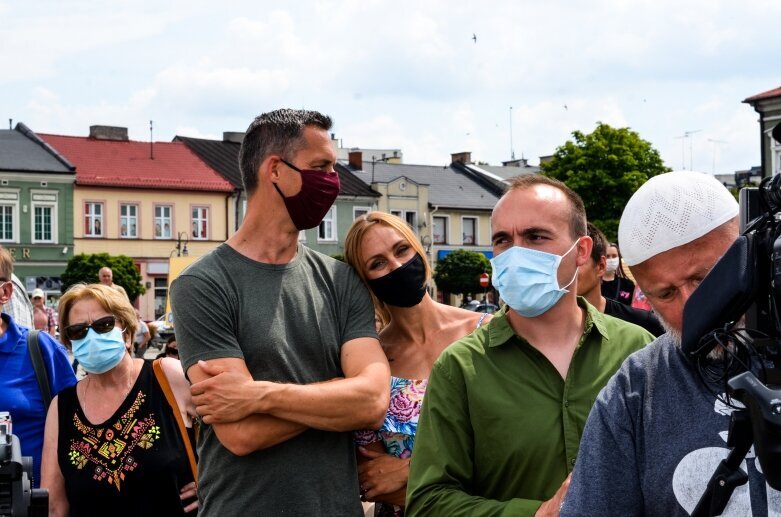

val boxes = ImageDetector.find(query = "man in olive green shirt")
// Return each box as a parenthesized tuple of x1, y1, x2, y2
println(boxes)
(406, 175, 654, 516)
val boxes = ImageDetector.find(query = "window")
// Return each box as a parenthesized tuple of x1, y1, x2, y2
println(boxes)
(405, 211, 417, 232)
(391, 210, 402, 218)
(318, 206, 336, 241)
(155, 205, 172, 239)
(353, 206, 370, 220)
(154, 278, 168, 319)
(84, 202, 103, 237)
(462, 217, 477, 245)
(31, 191, 57, 243)
(0, 191, 19, 242)
(192, 207, 209, 240)
(120, 204, 138, 238)
(433, 216, 447, 244)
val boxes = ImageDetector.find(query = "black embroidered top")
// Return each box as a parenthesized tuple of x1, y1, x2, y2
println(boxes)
(56, 360, 195, 516)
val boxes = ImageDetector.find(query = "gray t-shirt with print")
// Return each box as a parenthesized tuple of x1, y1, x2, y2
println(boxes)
(561, 334, 781, 516)
(171, 243, 377, 516)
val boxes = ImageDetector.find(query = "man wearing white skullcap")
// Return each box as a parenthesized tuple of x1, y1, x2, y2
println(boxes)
(562, 172, 779, 515)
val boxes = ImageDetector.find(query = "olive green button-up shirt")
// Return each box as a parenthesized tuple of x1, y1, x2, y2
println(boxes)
(406, 298, 654, 517)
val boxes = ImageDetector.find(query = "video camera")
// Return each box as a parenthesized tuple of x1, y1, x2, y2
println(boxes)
(0, 412, 47, 517)
(681, 123, 781, 515)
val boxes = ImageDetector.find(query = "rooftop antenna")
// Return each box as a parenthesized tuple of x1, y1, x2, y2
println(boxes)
(149, 120, 154, 160)
(509, 106, 515, 160)
(685, 129, 702, 171)
(707, 138, 728, 175)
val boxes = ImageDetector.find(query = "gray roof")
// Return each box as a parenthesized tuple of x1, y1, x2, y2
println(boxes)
(468, 163, 540, 180)
(0, 124, 75, 173)
(343, 160, 501, 210)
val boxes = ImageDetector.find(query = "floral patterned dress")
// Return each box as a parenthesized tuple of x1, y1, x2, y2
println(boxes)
(355, 376, 428, 517)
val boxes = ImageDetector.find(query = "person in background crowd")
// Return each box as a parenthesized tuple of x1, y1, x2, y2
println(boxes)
(157, 334, 179, 360)
(98, 266, 129, 300)
(133, 309, 151, 358)
(2, 273, 34, 328)
(0, 246, 76, 488)
(405, 175, 653, 516)
(42, 283, 198, 515)
(577, 223, 664, 337)
(601, 243, 634, 305)
(559, 171, 780, 515)
(31, 288, 57, 337)
(344, 211, 491, 516)
(170, 109, 390, 516)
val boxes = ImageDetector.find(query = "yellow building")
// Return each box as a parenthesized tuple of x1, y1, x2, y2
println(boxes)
(41, 126, 237, 320)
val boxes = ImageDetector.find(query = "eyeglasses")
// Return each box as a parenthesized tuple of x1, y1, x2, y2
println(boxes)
(64, 315, 117, 341)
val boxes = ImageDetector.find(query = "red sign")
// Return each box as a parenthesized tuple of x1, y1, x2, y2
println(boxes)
(479, 273, 490, 288)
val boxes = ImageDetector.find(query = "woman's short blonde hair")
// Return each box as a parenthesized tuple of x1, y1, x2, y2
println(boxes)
(58, 283, 137, 348)
(344, 211, 431, 326)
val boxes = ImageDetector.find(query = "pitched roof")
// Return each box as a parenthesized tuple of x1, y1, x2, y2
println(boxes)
(0, 124, 75, 174)
(175, 136, 243, 189)
(342, 160, 501, 210)
(743, 86, 781, 103)
(39, 133, 234, 192)
(178, 135, 379, 198)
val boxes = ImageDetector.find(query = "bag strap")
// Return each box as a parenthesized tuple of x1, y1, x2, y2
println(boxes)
(26, 330, 52, 411)
(152, 358, 198, 484)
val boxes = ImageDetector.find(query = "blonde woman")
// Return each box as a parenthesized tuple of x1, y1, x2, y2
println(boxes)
(345, 212, 491, 516)
(41, 284, 198, 516)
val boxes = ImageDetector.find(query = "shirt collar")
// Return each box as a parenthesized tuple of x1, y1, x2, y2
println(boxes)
(487, 296, 609, 348)
(0, 312, 22, 354)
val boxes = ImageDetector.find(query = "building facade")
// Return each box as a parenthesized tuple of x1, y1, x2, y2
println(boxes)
(0, 123, 76, 303)
(744, 87, 781, 179)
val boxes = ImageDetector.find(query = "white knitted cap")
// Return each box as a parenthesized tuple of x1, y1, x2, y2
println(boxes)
(618, 170, 738, 266)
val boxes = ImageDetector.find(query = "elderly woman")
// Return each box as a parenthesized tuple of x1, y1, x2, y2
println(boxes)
(41, 284, 198, 516)
(345, 212, 491, 516)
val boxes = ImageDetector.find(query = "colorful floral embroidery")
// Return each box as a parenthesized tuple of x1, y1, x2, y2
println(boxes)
(70, 390, 160, 491)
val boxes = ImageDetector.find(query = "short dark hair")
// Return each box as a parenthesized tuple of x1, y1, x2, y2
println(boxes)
(586, 222, 607, 264)
(505, 175, 587, 239)
(238, 109, 333, 195)
(166, 334, 177, 345)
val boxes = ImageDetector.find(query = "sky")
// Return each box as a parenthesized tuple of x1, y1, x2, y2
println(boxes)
(2, 0, 780, 176)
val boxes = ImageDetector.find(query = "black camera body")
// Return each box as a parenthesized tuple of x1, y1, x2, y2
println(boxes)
(0, 412, 48, 517)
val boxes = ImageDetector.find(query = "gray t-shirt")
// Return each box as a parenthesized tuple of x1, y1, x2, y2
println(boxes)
(170, 243, 377, 516)
(561, 334, 781, 516)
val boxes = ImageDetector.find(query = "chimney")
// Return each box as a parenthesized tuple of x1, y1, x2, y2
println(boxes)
(223, 132, 244, 143)
(348, 150, 363, 170)
(89, 125, 128, 141)
(451, 151, 472, 164)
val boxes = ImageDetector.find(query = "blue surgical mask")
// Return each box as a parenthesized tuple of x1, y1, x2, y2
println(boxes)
(71, 327, 128, 374)
(491, 240, 580, 317)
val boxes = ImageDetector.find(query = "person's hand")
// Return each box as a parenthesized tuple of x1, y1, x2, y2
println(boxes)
(357, 446, 409, 504)
(190, 361, 257, 424)
(535, 474, 571, 517)
(179, 481, 198, 513)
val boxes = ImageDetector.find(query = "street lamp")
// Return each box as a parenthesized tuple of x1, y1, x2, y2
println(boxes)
(175, 232, 189, 257)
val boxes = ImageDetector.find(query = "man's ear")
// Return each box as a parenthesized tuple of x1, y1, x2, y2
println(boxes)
(0, 281, 12, 306)
(575, 236, 593, 267)
(596, 256, 607, 279)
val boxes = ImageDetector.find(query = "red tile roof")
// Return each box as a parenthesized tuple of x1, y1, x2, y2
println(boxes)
(743, 87, 781, 103)
(39, 134, 234, 192)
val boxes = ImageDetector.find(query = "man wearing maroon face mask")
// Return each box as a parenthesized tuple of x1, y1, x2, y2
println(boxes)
(170, 109, 391, 516)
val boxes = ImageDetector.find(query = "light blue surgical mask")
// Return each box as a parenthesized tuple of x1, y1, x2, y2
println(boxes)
(491, 240, 580, 317)
(71, 326, 128, 374)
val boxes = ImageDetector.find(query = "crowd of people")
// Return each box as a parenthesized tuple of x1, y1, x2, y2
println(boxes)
(0, 107, 777, 516)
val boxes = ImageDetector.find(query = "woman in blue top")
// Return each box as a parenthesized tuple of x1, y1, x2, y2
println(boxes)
(345, 212, 491, 516)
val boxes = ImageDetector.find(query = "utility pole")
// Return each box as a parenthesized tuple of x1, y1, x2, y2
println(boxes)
(509, 106, 515, 160)
(685, 129, 702, 171)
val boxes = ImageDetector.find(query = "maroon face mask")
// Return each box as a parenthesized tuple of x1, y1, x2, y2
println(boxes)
(274, 159, 341, 230)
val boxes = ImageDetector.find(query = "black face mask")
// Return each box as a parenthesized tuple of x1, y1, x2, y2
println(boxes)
(367, 254, 427, 308)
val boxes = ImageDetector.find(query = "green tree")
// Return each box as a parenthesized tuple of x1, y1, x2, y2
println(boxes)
(541, 122, 670, 242)
(433, 250, 491, 297)
(61, 253, 145, 301)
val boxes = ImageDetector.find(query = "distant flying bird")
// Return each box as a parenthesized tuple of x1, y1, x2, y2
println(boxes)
(564, 104, 568, 110)
(472, 33, 477, 43)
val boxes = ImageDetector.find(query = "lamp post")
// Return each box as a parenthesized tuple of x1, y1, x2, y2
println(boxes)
(175, 232, 189, 257)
